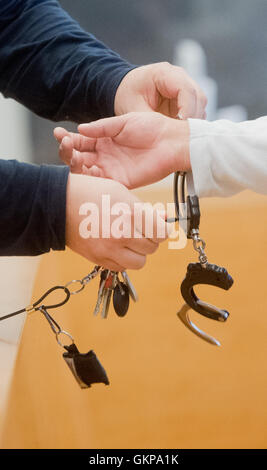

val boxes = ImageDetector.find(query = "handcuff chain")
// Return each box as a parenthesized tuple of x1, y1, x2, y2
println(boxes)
(173, 171, 209, 266)
(191, 230, 208, 265)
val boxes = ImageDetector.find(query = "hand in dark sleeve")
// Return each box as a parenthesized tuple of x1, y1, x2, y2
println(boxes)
(0, 0, 135, 123)
(0, 159, 69, 255)
(0, 160, 164, 270)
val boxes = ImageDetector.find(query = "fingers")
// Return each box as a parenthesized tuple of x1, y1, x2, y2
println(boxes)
(104, 235, 159, 271)
(124, 237, 158, 256)
(58, 134, 98, 174)
(154, 63, 207, 119)
(100, 251, 146, 272)
(54, 127, 97, 151)
(78, 115, 128, 139)
(133, 204, 169, 244)
(59, 136, 85, 173)
(55, 126, 98, 173)
(178, 80, 207, 120)
(115, 248, 146, 270)
(59, 136, 74, 165)
(177, 87, 197, 120)
(99, 258, 126, 272)
(67, 173, 167, 273)
(97, 207, 164, 270)
(93, 236, 158, 272)
(54, 126, 69, 143)
(82, 164, 103, 177)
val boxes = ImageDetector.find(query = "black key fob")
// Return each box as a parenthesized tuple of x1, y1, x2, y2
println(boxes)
(63, 343, 109, 388)
(113, 283, 130, 317)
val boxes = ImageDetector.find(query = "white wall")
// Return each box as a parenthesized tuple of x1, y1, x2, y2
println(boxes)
(0, 95, 40, 421)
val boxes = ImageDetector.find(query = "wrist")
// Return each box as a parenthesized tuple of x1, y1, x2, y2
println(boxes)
(114, 67, 138, 116)
(65, 173, 92, 250)
(169, 119, 191, 173)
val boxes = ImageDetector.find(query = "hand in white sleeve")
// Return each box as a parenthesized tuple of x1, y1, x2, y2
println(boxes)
(189, 116, 267, 197)
(54, 112, 267, 198)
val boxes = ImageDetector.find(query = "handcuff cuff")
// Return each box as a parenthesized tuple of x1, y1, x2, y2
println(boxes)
(173, 171, 234, 346)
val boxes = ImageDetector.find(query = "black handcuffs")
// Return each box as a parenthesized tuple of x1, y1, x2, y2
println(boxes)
(174, 171, 234, 346)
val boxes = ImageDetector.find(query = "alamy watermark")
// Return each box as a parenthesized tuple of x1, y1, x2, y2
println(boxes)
(79, 195, 188, 250)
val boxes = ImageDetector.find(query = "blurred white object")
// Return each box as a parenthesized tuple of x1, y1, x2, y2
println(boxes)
(174, 39, 247, 123)
(216, 105, 247, 122)
(0, 94, 33, 162)
(174, 39, 218, 120)
(0, 257, 40, 422)
(0, 95, 40, 423)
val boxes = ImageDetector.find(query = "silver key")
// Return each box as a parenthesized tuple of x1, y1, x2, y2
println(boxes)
(93, 270, 109, 316)
(93, 287, 104, 316)
(101, 271, 117, 319)
(121, 271, 138, 302)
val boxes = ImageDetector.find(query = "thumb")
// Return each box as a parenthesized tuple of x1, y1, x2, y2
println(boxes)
(78, 114, 130, 138)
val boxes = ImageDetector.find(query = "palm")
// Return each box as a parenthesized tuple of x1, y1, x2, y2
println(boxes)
(55, 112, 186, 189)
(92, 114, 176, 188)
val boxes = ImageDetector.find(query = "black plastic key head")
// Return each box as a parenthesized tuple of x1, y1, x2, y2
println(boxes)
(63, 343, 109, 388)
(180, 262, 234, 322)
(113, 283, 130, 317)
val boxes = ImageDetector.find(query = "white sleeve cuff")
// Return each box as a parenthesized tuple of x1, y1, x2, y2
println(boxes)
(188, 118, 216, 197)
(188, 117, 267, 198)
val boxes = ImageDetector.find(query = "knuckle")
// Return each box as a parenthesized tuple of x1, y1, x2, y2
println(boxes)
(150, 242, 159, 253)
(92, 246, 103, 261)
(59, 147, 64, 158)
(78, 133, 83, 150)
(161, 60, 171, 67)
(175, 65, 185, 74)
(134, 255, 146, 270)
(188, 86, 197, 98)
(172, 65, 187, 77)
(158, 61, 172, 71)
(198, 90, 208, 106)
(202, 94, 208, 107)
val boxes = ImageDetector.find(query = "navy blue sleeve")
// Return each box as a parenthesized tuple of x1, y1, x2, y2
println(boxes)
(0, 0, 135, 123)
(0, 160, 69, 256)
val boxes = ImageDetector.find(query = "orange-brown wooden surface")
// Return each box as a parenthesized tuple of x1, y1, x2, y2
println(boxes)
(1, 189, 267, 449)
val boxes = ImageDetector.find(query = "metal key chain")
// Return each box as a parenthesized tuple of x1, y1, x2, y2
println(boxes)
(0, 264, 138, 388)
(0, 265, 110, 388)
(174, 171, 234, 346)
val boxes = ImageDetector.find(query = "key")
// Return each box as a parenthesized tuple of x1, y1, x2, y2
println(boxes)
(113, 279, 130, 317)
(121, 271, 138, 302)
(93, 269, 109, 316)
(101, 271, 116, 319)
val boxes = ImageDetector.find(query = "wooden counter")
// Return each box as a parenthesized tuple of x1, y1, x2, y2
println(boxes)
(1, 189, 267, 448)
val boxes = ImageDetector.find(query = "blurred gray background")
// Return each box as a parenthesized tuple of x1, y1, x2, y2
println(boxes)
(32, 0, 267, 164)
